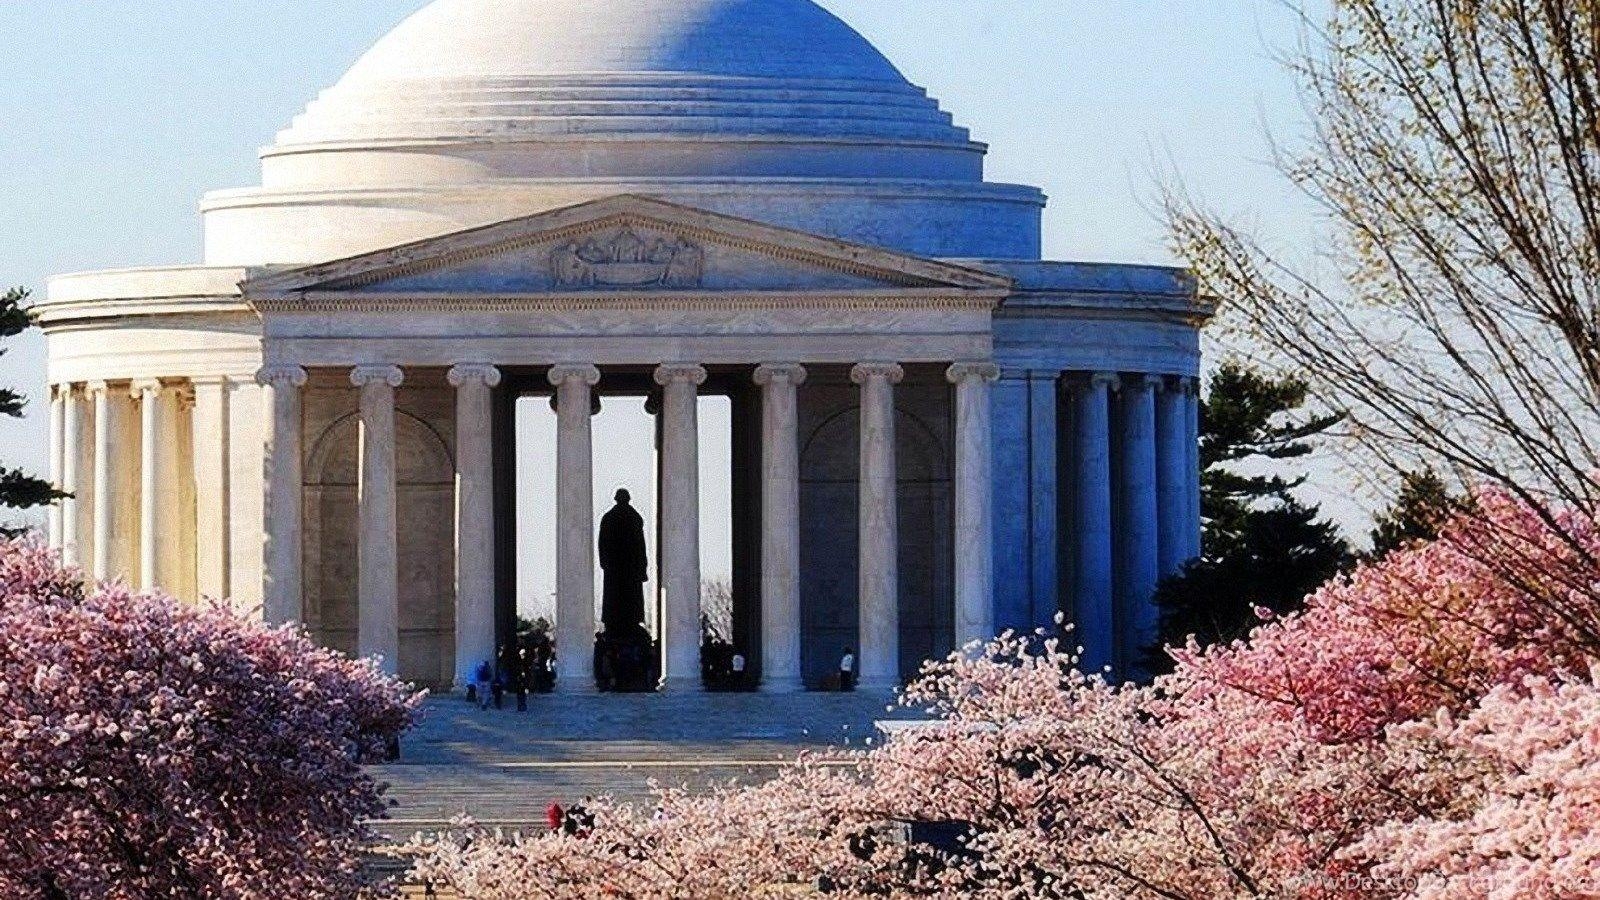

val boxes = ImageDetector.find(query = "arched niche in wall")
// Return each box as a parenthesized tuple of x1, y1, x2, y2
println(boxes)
(797, 396, 954, 688)
(303, 408, 457, 688)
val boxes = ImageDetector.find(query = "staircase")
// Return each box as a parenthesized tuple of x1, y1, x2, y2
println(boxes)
(369, 690, 909, 838)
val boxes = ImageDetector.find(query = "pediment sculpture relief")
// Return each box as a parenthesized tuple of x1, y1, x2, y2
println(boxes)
(549, 228, 706, 289)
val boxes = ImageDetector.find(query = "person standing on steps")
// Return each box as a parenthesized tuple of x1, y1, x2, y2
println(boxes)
(509, 642, 529, 712)
(839, 647, 857, 692)
(474, 659, 494, 710)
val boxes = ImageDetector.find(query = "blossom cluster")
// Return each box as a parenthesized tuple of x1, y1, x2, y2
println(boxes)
(0, 541, 421, 899)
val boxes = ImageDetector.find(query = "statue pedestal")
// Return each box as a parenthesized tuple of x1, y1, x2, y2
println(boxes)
(596, 627, 659, 693)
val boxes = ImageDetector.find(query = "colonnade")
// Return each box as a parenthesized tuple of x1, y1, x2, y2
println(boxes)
(46, 363, 1195, 689)
(1067, 372, 1200, 675)
(47, 380, 204, 600)
(259, 359, 999, 692)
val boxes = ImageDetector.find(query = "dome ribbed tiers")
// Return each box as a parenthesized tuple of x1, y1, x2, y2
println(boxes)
(204, 0, 1047, 266)
(275, 0, 972, 151)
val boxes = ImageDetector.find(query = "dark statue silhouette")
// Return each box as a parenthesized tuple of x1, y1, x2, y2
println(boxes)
(597, 489, 658, 691)
(599, 489, 649, 637)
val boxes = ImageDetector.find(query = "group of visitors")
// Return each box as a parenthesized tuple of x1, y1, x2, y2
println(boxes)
(472, 621, 558, 711)
(472, 634, 861, 698)
(700, 639, 750, 691)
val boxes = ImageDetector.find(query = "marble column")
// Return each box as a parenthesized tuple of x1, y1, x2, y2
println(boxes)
(1073, 373, 1117, 675)
(89, 382, 114, 580)
(48, 386, 64, 549)
(550, 364, 601, 693)
(60, 385, 84, 568)
(755, 363, 807, 692)
(1156, 377, 1192, 578)
(1121, 375, 1161, 675)
(228, 379, 266, 612)
(191, 377, 231, 601)
(990, 372, 1032, 634)
(258, 365, 307, 625)
(352, 365, 404, 676)
(1028, 372, 1061, 633)
(134, 379, 175, 593)
(450, 363, 502, 691)
(656, 363, 708, 691)
(852, 362, 903, 691)
(949, 362, 1000, 647)
(90, 382, 138, 582)
(1185, 380, 1203, 559)
(172, 386, 198, 603)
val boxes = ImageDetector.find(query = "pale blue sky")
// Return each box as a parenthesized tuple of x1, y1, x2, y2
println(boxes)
(0, 1, 1359, 535)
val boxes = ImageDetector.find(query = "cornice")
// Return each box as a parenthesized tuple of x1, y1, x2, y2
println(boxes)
(32, 297, 254, 328)
(995, 299, 1215, 328)
(250, 288, 1006, 315)
(202, 178, 1047, 211)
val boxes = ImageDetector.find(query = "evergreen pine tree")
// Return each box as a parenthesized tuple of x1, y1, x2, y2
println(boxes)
(0, 288, 64, 532)
(1368, 469, 1469, 559)
(1150, 363, 1352, 667)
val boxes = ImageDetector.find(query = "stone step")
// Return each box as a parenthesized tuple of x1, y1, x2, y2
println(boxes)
(368, 693, 907, 838)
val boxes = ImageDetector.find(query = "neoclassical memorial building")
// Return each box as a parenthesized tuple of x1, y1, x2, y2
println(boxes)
(38, 0, 1210, 692)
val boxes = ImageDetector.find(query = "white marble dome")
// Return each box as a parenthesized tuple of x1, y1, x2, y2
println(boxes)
(276, 0, 966, 141)
(203, 0, 1046, 265)
(327, 0, 906, 84)
(277, 0, 971, 148)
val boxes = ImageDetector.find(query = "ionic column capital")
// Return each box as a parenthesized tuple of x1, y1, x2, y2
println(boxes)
(654, 363, 708, 388)
(129, 378, 167, 399)
(448, 363, 503, 389)
(351, 365, 404, 389)
(850, 361, 904, 386)
(256, 365, 308, 389)
(946, 361, 1001, 385)
(1082, 371, 1120, 392)
(1151, 374, 1198, 397)
(548, 364, 601, 388)
(754, 363, 808, 387)
(1130, 373, 1164, 393)
(84, 380, 111, 397)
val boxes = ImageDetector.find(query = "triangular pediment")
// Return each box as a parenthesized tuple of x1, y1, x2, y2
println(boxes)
(242, 195, 1013, 297)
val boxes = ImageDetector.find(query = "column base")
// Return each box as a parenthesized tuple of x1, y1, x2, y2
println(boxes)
(762, 676, 806, 694)
(853, 681, 900, 696)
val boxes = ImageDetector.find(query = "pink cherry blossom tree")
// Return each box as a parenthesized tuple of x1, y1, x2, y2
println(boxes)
(414, 490, 1600, 899)
(1355, 670, 1600, 898)
(0, 541, 421, 899)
